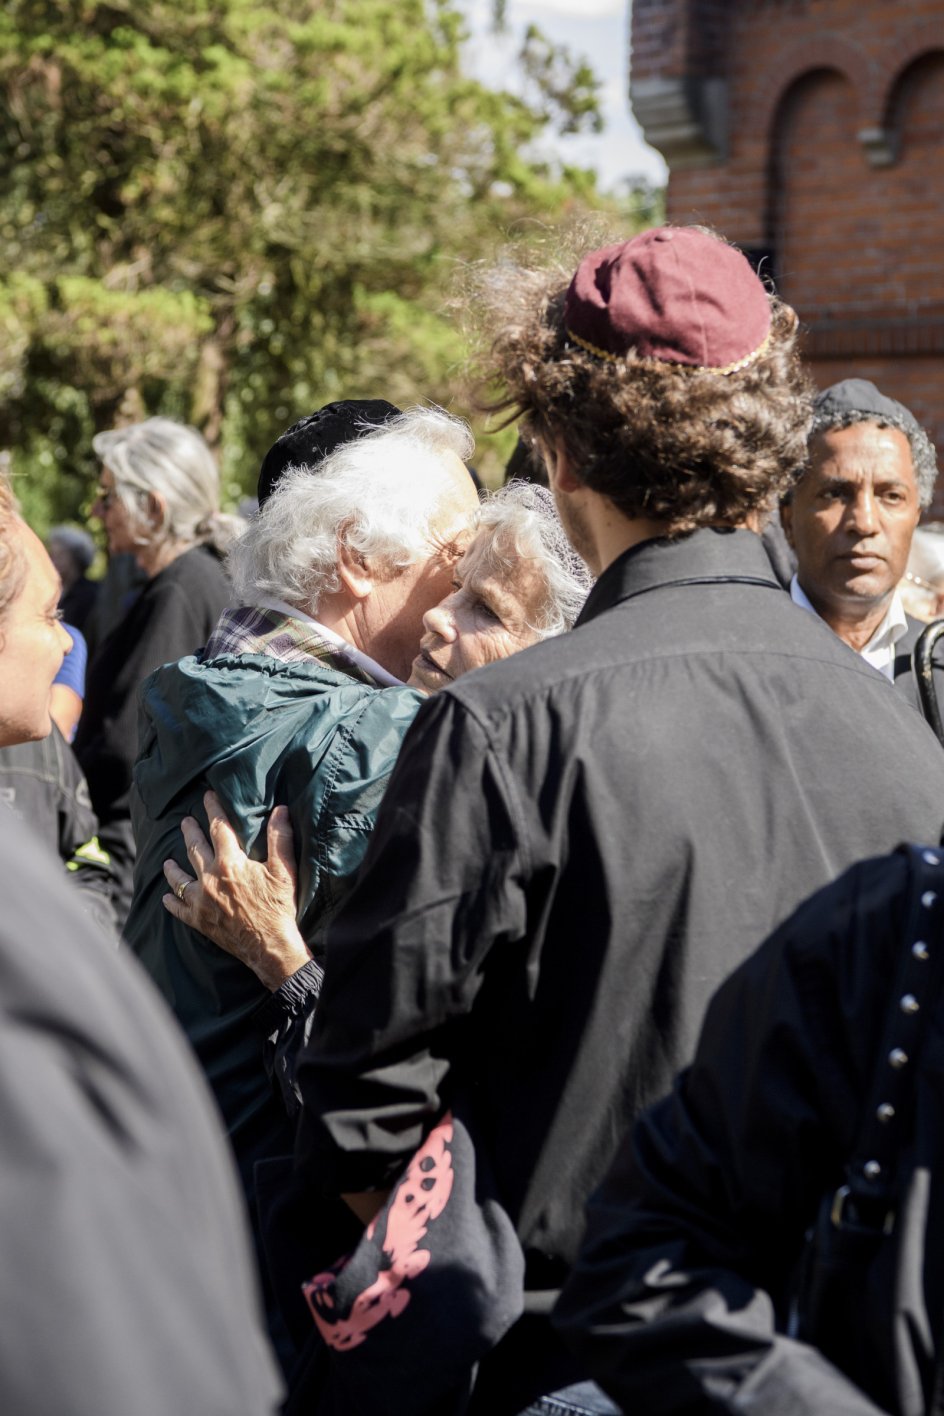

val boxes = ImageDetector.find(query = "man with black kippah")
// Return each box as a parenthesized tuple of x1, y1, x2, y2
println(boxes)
(123, 404, 477, 1372)
(287, 230, 944, 1414)
(781, 377, 943, 707)
(256, 399, 401, 505)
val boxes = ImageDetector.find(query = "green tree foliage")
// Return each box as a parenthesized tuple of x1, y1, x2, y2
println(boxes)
(0, 0, 654, 526)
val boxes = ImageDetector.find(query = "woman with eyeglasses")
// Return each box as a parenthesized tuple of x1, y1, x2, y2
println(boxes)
(74, 417, 243, 923)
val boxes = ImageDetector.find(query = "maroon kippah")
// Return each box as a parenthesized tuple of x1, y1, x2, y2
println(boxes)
(563, 226, 771, 373)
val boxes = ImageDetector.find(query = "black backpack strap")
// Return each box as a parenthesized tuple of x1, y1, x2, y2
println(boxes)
(834, 843, 944, 1234)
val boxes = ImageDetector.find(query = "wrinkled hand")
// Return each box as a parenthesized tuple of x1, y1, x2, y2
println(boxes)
(162, 789, 310, 991)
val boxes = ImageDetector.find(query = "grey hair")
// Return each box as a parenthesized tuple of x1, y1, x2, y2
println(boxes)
(92, 417, 244, 554)
(227, 405, 475, 611)
(474, 482, 593, 637)
(809, 407, 939, 509)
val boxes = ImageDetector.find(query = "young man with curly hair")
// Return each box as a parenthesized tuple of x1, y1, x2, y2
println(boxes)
(286, 228, 944, 1414)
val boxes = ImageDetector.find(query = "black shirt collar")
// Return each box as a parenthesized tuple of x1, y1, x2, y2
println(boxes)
(576, 527, 781, 627)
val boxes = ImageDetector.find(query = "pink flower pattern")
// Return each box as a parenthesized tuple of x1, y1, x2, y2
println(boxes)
(303, 1112, 456, 1351)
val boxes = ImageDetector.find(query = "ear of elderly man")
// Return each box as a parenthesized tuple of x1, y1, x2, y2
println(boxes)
(782, 377, 943, 704)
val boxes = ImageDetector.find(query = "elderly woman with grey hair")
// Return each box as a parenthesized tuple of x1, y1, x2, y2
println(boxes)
(74, 417, 243, 919)
(161, 476, 592, 1059)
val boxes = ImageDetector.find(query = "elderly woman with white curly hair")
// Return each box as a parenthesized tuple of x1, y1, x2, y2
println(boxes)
(73, 417, 242, 917)
(160, 475, 593, 1092)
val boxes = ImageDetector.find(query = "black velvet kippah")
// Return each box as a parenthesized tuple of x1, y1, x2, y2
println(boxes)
(257, 399, 401, 504)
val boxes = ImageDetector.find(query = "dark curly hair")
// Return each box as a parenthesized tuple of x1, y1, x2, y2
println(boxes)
(477, 241, 815, 534)
(0, 476, 26, 640)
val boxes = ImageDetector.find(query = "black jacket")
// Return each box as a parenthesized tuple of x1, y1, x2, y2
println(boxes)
(0, 726, 116, 937)
(74, 544, 230, 916)
(555, 847, 944, 1416)
(0, 801, 281, 1415)
(296, 528, 944, 1409)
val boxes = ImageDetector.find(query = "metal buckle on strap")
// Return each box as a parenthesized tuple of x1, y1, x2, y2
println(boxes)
(831, 1184, 895, 1236)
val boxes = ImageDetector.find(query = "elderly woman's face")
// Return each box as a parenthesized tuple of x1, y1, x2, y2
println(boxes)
(0, 522, 73, 747)
(407, 532, 546, 692)
(91, 467, 138, 557)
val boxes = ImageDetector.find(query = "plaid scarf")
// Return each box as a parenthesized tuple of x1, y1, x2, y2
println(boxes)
(203, 605, 379, 686)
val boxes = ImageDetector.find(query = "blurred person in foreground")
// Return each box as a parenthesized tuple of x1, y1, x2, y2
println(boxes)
(0, 477, 280, 1414)
(168, 227, 944, 1416)
(73, 416, 243, 921)
(0, 484, 73, 751)
(782, 378, 943, 707)
(0, 491, 114, 933)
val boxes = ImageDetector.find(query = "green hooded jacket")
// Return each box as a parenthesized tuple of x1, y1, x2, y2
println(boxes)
(126, 649, 422, 1200)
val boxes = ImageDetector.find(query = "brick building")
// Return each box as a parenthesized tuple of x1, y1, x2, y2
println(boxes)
(630, 0, 944, 494)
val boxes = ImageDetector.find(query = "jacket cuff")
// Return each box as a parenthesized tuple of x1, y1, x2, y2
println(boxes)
(252, 958, 324, 1035)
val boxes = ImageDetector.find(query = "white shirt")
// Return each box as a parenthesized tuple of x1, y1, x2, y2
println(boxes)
(789, 575, 908, 681)
(258, 598, 404, 687)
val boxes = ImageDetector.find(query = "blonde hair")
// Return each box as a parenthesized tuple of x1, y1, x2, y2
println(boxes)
(0, 477, 26, 631)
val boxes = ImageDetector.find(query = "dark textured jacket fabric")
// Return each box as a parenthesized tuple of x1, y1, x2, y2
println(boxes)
(126, 649, 422, 1209)
(74, 544, 230, 915)
(295, 528, 944, 1412)
(0, 803, 281, 1416)
(556, 848, 944, 1416)
(59, 573, 99, 635)
(0, 725, 116, 937)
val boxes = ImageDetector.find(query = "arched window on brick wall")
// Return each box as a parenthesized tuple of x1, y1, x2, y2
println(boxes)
(882, 51, 944, 311)
(767, 68, 860, 320)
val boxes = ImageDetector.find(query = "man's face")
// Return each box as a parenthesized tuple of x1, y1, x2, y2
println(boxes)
(407, 532, 546, 692)
(0, 522, 73, 747)
(782, 422, 921, 619)
(361, 451, 478, 682)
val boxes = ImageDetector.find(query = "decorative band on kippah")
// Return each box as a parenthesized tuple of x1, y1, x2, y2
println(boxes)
(565, 326, 772, 376)
(565, 328, 621, 362)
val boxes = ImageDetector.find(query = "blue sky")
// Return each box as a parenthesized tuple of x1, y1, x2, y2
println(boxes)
(460, 0, 668, 190)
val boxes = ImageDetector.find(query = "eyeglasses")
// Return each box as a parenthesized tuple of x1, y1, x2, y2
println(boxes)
(95, 484, 120, 510)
